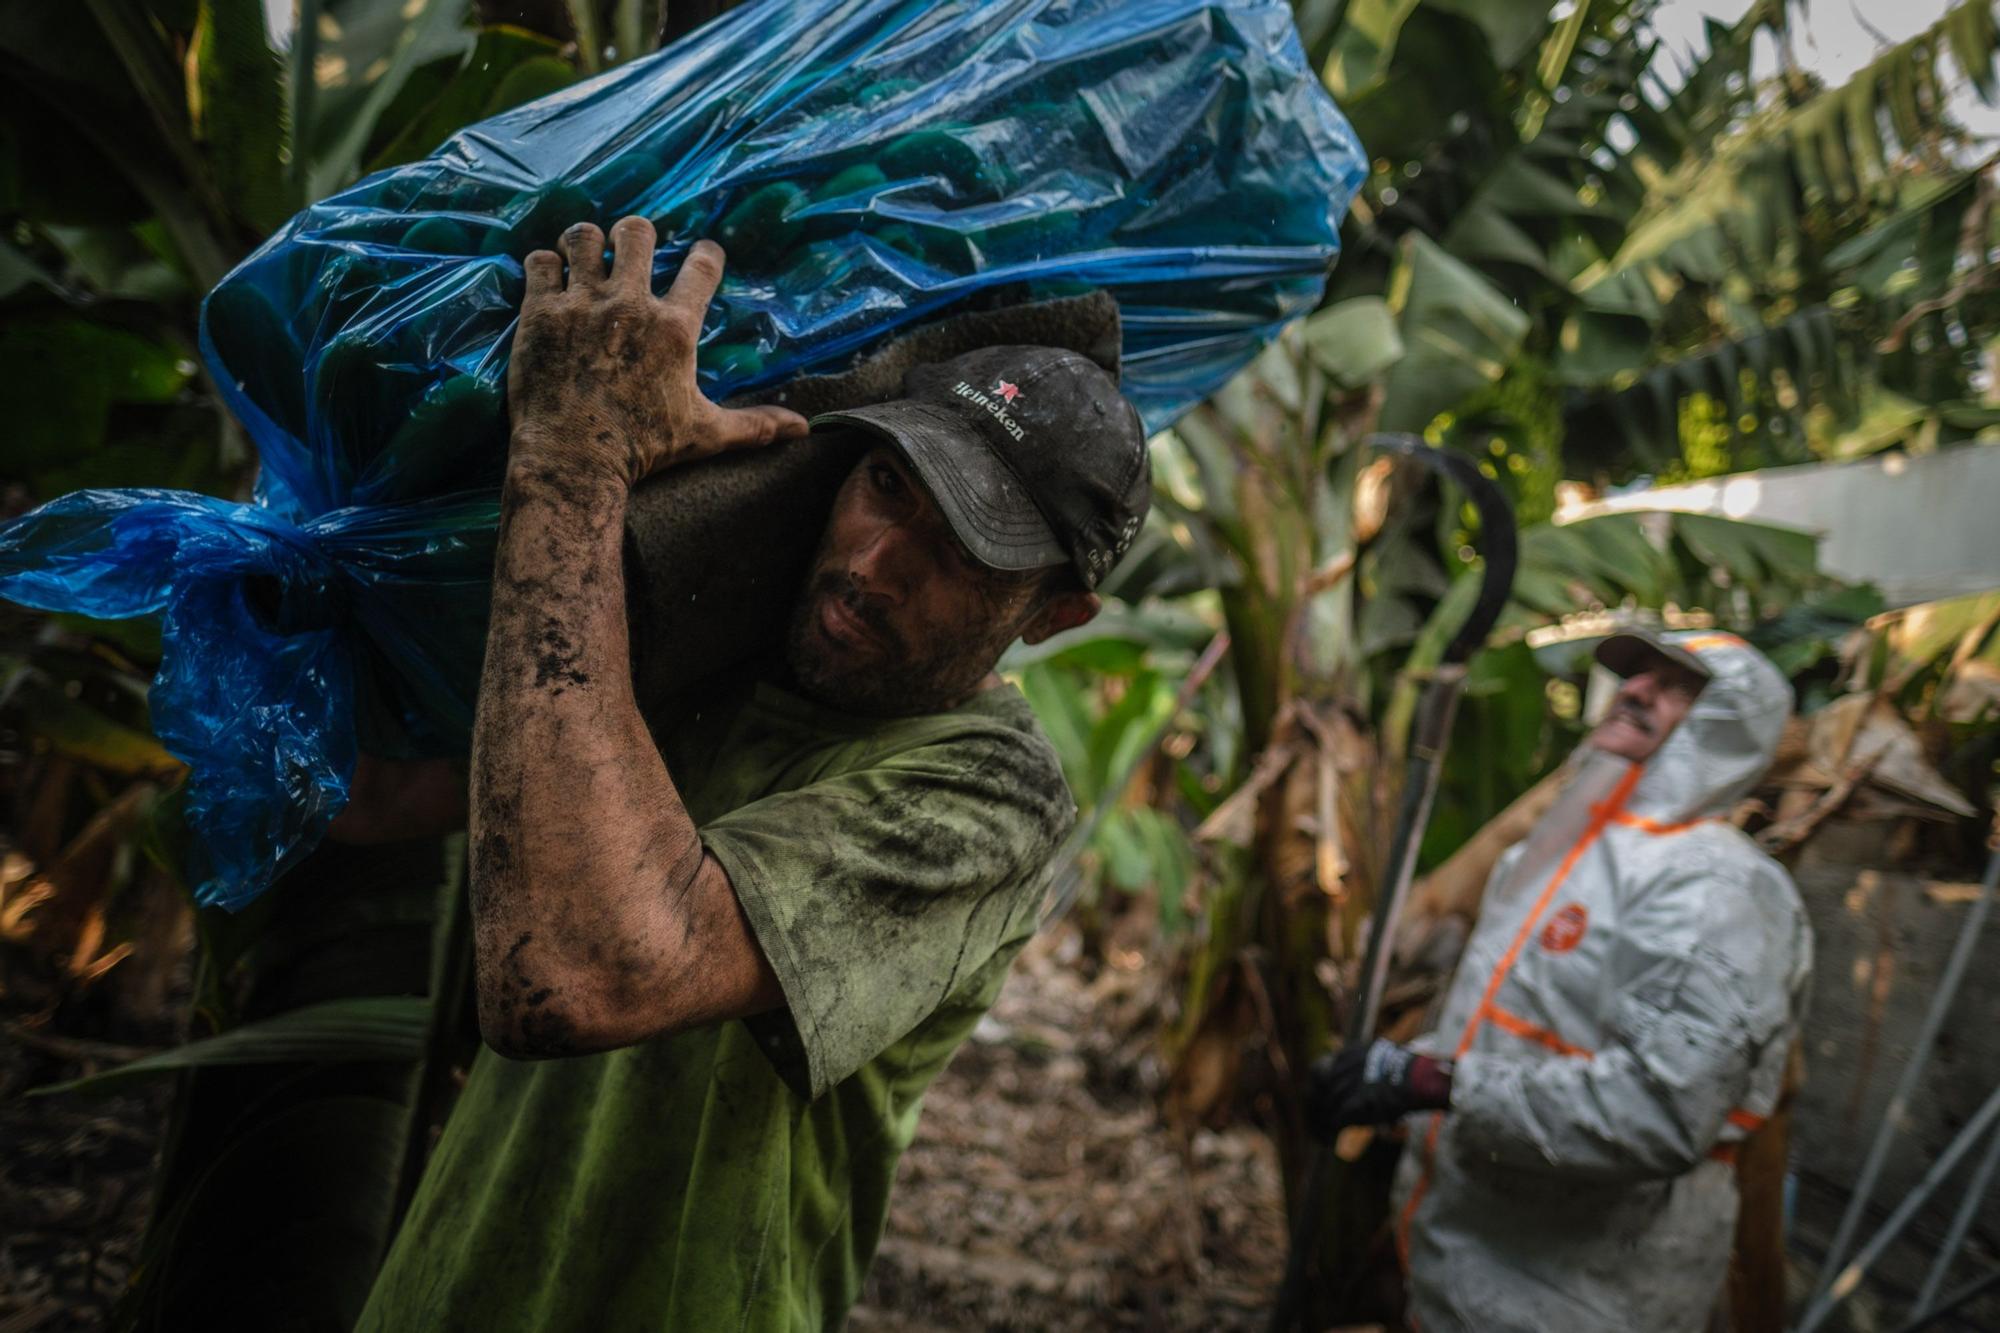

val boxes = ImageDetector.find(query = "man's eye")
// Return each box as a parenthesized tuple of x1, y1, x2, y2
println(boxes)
(869, 463, 903, 494)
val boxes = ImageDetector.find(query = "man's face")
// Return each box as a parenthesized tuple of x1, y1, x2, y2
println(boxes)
(1588, 662, 1707, 761)
(783, 446, 1093, 717)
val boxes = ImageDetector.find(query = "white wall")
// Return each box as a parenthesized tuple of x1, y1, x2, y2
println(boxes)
(1556, 443, 2000, 608)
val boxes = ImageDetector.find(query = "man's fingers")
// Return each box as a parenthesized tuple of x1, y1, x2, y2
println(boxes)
(699, 403, 810, 456)
(659, 240, 727, 329)
(523, 250, 564, 304)
(562, 222, 607, 290)
(608, 215, 657, 295)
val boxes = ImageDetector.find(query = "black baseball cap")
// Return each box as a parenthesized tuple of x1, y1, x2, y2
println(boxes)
(808, 345, 1150, 590)
(1594, 628, 1715, 683)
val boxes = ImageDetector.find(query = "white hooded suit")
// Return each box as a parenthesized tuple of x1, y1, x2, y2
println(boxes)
(1392, 631, 1813, 1332)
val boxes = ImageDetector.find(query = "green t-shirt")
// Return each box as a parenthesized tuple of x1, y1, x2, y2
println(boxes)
(356, 678, 1072, 1332)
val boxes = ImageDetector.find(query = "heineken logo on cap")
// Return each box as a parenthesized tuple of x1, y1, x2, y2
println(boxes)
(950, 379, 1027, 442)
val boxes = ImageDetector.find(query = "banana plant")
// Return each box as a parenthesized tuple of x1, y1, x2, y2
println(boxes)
(1004, 595, 1223, 939)
(1559, 0, 2000, 470)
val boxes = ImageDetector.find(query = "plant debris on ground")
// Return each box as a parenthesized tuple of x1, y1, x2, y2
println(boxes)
(0, 1029, 171, 1333)
(853, 928, 1287, 1331)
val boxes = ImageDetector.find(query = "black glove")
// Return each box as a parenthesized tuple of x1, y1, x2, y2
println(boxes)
(1305, 1039, 1454, 1142)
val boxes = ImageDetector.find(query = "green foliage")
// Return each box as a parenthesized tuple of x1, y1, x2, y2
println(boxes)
(0, 316, 193, 477)
(363, 25, 576, 172)
(16, 678, 179, 776)
(1510, 509, 1818, 619)
(1379, 232, 1531, 434)
(1302, 295, 1404, 387)
(1784, 1, 1998, 204)
(187, 0, 292, 234)
(1009, 605, 1222, 929)
(1420, 637, 1558, 865)
(1559, 0, 2000, 474)
(100, 835, 470, 1327)
(1320, 0, 1424, 99)
(1749, 582, 1885, 698)
(1, 626, 179, 779)
(1433, 357, 1564, 526)
(305, 0, 482, 197)
(33, 996, 430, 1096)
(1096, 805, 1199, 929)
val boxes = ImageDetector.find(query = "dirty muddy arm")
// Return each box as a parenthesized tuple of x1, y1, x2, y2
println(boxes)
(468, 221, 805, 1059)
(471, 465, 780, 1058)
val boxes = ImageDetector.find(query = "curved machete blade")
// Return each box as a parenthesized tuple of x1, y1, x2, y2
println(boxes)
(1366, 433, 1519, 665)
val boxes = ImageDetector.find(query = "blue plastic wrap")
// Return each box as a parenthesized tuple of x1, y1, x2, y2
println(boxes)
(0, 0, 1365, 908)
(2, 489, 500, 897)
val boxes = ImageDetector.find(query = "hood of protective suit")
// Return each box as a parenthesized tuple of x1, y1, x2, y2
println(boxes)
(1621, 631, 1793, 825)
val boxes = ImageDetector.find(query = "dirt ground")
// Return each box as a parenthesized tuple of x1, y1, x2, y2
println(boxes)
(0, 927, 1287, 1332)
(0, 1026, 169, 1332)
(852, 929, 1288, 1331)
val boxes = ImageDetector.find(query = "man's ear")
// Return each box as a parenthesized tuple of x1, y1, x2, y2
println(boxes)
(1019, 591, 1100, 646)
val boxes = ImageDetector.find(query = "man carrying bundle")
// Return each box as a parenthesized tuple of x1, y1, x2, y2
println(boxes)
(341, 218, 1150, 1330)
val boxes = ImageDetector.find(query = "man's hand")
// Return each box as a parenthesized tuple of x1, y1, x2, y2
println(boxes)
(506, 219, 807, 487)
(1305, 1039, 1454, 1142)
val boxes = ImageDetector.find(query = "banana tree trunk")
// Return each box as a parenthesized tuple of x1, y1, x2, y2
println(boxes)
(1164, 341, 1402, 1322)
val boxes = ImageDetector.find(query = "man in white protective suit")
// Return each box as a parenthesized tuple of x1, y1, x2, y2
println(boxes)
(1307, 627, 1814, 1333)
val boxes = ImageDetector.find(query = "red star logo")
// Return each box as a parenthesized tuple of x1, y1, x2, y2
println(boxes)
(992, 379, 1022, 405)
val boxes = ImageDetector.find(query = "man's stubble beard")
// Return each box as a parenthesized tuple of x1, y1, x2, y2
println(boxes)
(781, 569, 1023, 718)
